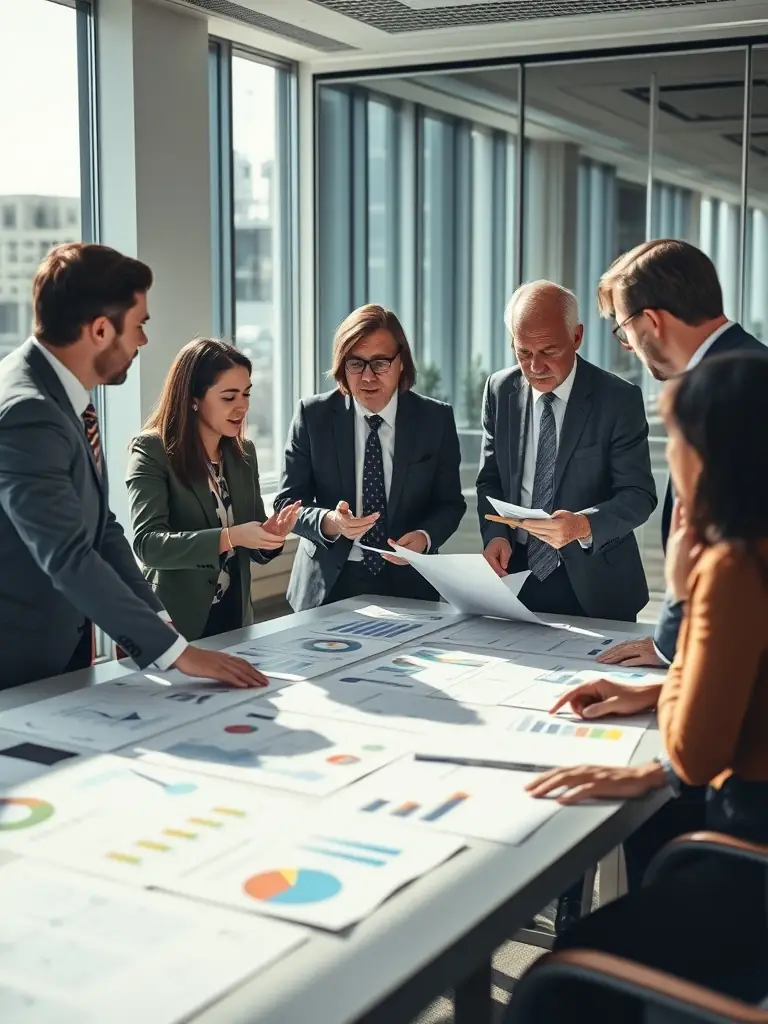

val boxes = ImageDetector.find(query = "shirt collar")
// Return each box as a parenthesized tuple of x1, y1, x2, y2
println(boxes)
(530, 358, 578, 406)
(686, 321, 734, 371)
(353, 390, 398, 428)
(32, 339, 91, 417)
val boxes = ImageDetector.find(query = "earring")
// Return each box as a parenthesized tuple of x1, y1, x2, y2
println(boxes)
(193, 404, 198, 412)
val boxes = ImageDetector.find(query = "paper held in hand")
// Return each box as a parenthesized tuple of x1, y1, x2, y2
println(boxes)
(362, 544, 543, 624)
(487, 497, 551, 521)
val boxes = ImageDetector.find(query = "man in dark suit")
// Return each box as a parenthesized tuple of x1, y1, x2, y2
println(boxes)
(593, 239, 766, 670)
(478, 280, 657, 623)
(0, 243, 264, 690)
(275, 304, 466, 610)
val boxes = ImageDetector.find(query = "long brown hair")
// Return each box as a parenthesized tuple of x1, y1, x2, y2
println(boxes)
(142, 338, 252, 486)
(327, 304, 416, 393)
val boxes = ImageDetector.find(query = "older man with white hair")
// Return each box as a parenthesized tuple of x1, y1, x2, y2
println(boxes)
(477, 279, 657, 624)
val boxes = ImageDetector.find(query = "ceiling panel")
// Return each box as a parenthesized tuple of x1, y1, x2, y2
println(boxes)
(182, 0, 357, 50)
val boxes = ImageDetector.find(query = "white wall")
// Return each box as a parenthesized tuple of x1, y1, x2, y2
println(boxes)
(98, 0, 213, 533)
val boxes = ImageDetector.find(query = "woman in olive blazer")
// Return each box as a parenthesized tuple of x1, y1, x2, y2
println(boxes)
(126, 339, 300, 642)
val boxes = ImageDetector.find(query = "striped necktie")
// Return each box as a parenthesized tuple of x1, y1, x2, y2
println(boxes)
(82, 403, 103, 473)
(528, 392, 558, 581)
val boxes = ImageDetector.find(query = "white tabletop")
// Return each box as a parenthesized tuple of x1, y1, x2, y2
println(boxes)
(0, 599, 665, 1024)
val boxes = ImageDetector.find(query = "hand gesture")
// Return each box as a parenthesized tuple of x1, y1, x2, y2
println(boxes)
(525, 761, 666, 804)
(322, 501, 379, 541)
(548, 677, 662, 719)
(173, 646, 268, 689)
(229, 522, 285, 551)
(483, 537, 512, 577)
(263, 501, 301, 540)
(518, 510, 591, 550)
(665, 501, 703, 602)
(382, 531, 428, 565)
(596, 636, 665, 667)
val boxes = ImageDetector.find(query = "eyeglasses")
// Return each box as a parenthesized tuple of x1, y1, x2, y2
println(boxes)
(344, 353, 400, 376)
(612, 310, 643, 347)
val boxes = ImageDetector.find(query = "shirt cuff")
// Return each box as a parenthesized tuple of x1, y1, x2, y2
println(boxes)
(653, 641, 672, 666)
(654, 754, 682, 797)
(578, 533, 593, 550)
(416, 530, 432, 553)
(153, 611, 187, 670)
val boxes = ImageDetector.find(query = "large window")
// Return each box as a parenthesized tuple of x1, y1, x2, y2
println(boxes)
(210, 44, 297, 486)
(0, 0, 90, 360)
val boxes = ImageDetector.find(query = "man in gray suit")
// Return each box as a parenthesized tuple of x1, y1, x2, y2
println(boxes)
(0, 243, 264, 690)
(478, 280, 657, 622)
(594, 239, 766, 670)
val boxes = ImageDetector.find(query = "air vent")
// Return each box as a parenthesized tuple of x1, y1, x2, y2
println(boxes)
(182, 0, 356, 51)
(308, 0, 736, 34)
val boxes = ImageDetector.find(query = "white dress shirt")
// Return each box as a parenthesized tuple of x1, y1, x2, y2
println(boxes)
(653, 319, 734, 665)
(32, 340, 186, 670)
(343, 392, 429, 562)
(518, 361, 591, 549)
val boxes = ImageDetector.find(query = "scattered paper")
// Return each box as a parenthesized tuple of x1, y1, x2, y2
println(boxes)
(0, 858, 307, 1024)
(166, 812, 465, 931)
(487, 497, 551, 521)
(126, 705, 410, 796)
(433, 619, 639, 660)
(381, 548, 542, 624)
(0, 730, 87, 787)
(323, 756, 560, 845)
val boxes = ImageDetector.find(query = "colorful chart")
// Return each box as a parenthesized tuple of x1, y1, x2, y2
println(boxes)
(395, 649, 489, 668)
(515, 714, 624, 740)
(0, 796, 55, 831)
(244, 867, 342, 904)
(362, 792, 470, 823)
(325, 619, 423, 640)
(327, 754, 360, 766)
(105, 804, 248, 866)
(301, 639, 363, 654)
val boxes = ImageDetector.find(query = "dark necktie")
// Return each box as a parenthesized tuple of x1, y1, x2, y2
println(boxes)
(528, 392, 558, 581)
(361, 414, 387, 575)
(82, 403, 103, 474)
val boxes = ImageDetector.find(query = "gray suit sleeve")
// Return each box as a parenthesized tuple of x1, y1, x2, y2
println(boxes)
(274, 401, 331, 546)
(654, 594, 684, 663)
(0, 407, 178, 669)
(476, 376, 512, 548)
(101, 509, 165, 613)
(126, 436, 221, 571)
(585, 384, 658, 554)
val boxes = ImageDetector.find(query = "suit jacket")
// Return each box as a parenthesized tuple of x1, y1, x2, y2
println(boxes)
(655, 323, 767, 661)
(274, 388, 466, 611)
(477, 356, 657, 621)
(126, 432, 279, 642)
(0, 341, 177, 689)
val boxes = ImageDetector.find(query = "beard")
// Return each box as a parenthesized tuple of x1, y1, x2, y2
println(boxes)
(636, 334, 671, 382)
(95, 337, 133, 385)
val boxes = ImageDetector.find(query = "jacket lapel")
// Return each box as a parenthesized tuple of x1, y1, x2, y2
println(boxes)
(222, 446, 255, 525)
(332, 394, 356, 509)
(388, 390, 416, 524)
(190, 468, 219, 528)
(25, 342, 105, 493)
(508, 376, 530, 503)
(554, 357, 593, 493)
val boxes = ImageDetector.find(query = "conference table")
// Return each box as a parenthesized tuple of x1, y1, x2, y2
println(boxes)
(0, 596, 668, 1024)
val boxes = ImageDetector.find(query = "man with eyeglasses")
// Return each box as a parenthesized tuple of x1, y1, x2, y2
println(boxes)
(274, 303, 466, 610)
(594, 238, 765, 669)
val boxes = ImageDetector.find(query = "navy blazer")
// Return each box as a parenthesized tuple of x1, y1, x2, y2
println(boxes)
(655, 324, 767, 661)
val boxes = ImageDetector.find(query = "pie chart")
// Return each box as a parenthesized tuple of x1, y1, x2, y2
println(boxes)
(244, 868, 342, 905)
(302, 639, 363, 654)
(0, 797, 55, 831)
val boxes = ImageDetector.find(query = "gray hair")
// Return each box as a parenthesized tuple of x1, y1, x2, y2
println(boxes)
(503, 280, 580, 337)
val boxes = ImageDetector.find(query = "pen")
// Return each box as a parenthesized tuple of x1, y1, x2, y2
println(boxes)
(415, 753, 555, 773)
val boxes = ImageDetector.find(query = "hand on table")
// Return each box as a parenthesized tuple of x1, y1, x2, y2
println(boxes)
(262, 501, 301, 541)
(518, 510, 591, 550)
(483, 537, 512, 577)
(526, 761, 667, 804)
(382, 531, 428, 566)
(173, 646, 268, 689)
(596, 636, 665, 667)
(548, 678, 662, 719)
(665, 501, 703, 603)
(322, 501, 380, 541)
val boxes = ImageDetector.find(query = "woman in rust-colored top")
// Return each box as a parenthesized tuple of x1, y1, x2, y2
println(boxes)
(518, 352, 768, 1022)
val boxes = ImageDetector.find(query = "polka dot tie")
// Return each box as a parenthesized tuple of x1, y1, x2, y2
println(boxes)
(82, 402, 103, 474)
(362, 414, 387, 575)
